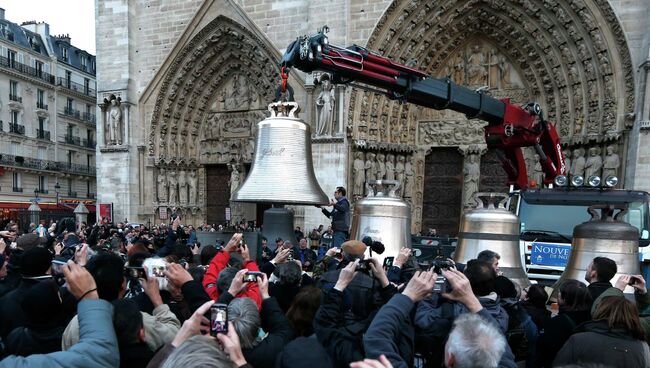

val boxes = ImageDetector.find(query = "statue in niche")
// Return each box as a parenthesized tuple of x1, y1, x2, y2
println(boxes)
(188, 170, 198, 205)
(574, 118, 584, 135)
(229, 163, 242, 200)
(584, 147, 603, 178)
(533, 154, 544, 185)
(168, 170, 178, 204)
(467, 44, 487, 86)
(497, 55, 511, 89)
(563, 149, 572, 175)
(451, 53, 464, 83)
(365, 152, 378, 183)
(395, 155, 406, 186)
(404, 159, 415, 198)
(315, 75, 335, 136)
(352, 152, 366, 196)
(602, 145, 620, 180)
(376, 153, 387, 180)
(178, 170, 188, 205)
(463, 154, 480, 208)
(385, 154, 396, 180)
(157, 169, 168, 203)
(105, 96, 122, 145)
(571, 149, 586, 178)
(226, 74, 249, 111)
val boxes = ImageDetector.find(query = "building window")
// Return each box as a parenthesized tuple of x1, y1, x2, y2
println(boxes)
(11, 111, 18, 124)
(86, 181, 91, 196)
(9, 80, 19, 101)
(12, 173, 21, 192)
(37, 147, 46, 160)
(10, 142, 19, 156)
(35, 60, 43, 77)
(61, 47, 68, 62)
(67, 97, 73, 110)
(67, 150, 74, 164)
(7, 49, 16, 66)
(38, 175, 48, 193)
(84, 78, 90, 94)
(87, 153, 92, 167)
(37, 89, 45, 109)
(81, 56, 87, 70)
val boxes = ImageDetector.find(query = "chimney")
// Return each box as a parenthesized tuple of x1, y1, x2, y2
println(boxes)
(0, 8, 5, 20)
(55, 34, 71, 44)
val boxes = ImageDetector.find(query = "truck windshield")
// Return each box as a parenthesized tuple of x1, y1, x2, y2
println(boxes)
(518, 199, 649, 239)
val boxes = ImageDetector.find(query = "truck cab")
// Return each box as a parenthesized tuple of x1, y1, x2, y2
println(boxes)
(511, 188, 650, 283)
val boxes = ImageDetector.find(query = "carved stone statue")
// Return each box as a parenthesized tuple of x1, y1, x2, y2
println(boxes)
(602, 145, 620, 180)
(178, 170, 188, 205)
(188, 170, 198, 205)
(229, 163, 242, 200)
(533, 154, 544, 185)
(168, 170, 178, 204)
(385, 154, 396, 181)
(467, 44, 487, 86)
(352, 152, 366, 196)
(315, 76, 335, 136)
(571, 149, 586, 178)
(395, 155, 406, 186)
(404, 159, 415, 198)
(108, 98, 122, 145)
(157, 169, 168, 203)
(463, 154, 480, 207)
(563, 149, 572, 175)
(584, 147, 603, 178)
(365, 152, 378, 193)
(376, 153, 387, 180)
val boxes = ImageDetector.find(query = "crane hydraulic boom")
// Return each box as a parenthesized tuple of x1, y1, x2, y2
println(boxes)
(280, 27, 566, 189)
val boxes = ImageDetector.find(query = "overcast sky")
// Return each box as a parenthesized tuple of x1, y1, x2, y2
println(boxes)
(1, 0, 96, 54)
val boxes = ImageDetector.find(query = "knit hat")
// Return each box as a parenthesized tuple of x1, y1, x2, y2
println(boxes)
(20, 247, 53, 277)
(275, 337, 333, 368)
(16, 233, 41, 252)
(341, 240, 366, 256)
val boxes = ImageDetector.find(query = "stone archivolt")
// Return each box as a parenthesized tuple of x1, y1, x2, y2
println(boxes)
(349, 0, 635, 232)
(149, 16, 278, 162)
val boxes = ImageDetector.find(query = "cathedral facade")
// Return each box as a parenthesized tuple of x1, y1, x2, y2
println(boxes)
(96, 0, 650, 234)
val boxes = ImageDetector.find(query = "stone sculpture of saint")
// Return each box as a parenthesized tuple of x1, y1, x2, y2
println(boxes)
(157, 169, 168, 203)
(385, 154, 396, 181)
(188, 170, 198, 205)
(533, 154, 544, 186)
(563, 149, 572, 176)
(352, 152, 365, 196)
(571, 149, 586, 178)
(584, 147, 603, 179)
(602, 145, 620, 180)
(178, 170, 188, 205)
(168, 171, 178, 204)
(365, 153, 378, 182)
(108, 98, 122, 145)
(316, 76, 335, 136)
(404, 159, 415, 198)
(395, 155, 406, 186)
(229, 163, 241, 200)
(376, 153, 387, 180)
(463, 154, 480, 207)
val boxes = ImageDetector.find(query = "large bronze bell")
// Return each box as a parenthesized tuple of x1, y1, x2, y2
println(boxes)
(232, 101, 328, 204)
(454, 193, 531, 289)
(552, 204, 639, 294)
(350, 180, 411, 265)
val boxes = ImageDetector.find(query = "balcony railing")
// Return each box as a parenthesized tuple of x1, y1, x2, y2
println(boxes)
(82, 112, 96, 124)
(85, 139, 96, 149)
(9, 94, 22, 103)
(87, 193, 95, 199)
(57, 77, 95, 96)
(12, 187, 23, 193)
(37, 189, 49, 194)
(36, 128, 51, 140)
(67, 191, 77, 198)
(0, 153, 96, 176)
(37, 101, 48, 110)
(0, 56, 56, 84)
(0, 120, 3, 132)
(64, 134, 81, 146)
(63, 106, 81, 119)
(9, 123, 25, 135)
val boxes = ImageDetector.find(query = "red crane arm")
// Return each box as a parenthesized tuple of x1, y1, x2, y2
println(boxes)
(281, 28, 566, 189)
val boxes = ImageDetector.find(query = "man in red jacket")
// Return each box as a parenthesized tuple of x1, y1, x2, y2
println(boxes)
(202, 233, 262, 309)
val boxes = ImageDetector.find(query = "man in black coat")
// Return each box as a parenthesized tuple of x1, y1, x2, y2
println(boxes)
(317, 186, 350, 248)
(585, 256, 617, 302)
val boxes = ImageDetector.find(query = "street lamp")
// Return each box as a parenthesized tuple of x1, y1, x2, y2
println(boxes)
(54, 182, 61, 204)
(28, 188, 41, 226)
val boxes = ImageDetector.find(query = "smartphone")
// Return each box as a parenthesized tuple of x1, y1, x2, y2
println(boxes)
(210, 303, 228, 335)
(243, 271, 262, 283)
(383, 256, 395, 269)
(51, 260, 67, 277)
(125, 267, 146, 279)
(629, 276, 639, 286)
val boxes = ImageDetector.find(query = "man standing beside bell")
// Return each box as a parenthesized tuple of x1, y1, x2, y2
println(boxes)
(317, 186, 350, 248)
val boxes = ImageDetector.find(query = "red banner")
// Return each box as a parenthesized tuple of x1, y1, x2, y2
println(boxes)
(99, 203, 113, 224)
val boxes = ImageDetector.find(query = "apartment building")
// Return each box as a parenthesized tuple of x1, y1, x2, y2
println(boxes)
(0, 9, 96, 226)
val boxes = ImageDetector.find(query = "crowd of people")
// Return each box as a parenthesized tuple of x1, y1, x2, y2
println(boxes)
(0, 215, 648, 368)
